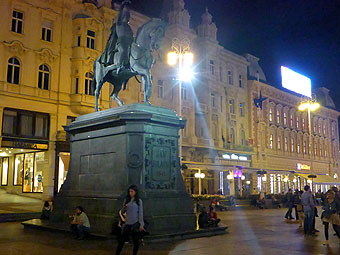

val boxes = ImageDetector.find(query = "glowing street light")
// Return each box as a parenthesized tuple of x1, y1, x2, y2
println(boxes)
(298, 96, 320, 191)
(167, 38, 194, 168)
(194, 169, 205, 195)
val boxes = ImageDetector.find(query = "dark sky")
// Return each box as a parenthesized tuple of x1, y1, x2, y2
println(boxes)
(120, 0, 340, 108)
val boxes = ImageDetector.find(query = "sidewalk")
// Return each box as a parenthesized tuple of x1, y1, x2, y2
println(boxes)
(0, 189, 42, 221)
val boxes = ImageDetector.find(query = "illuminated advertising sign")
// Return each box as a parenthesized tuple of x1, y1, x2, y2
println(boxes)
(281, 66, 311, 98)
(297, 163, 310, 171)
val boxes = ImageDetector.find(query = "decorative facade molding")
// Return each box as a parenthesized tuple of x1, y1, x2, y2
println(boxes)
(35, 48, 58, 63)
(3, 40, 29, 55)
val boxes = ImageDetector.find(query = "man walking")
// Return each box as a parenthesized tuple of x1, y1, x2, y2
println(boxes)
(301, 185, 316, 235)
(285, 189, 294, 219)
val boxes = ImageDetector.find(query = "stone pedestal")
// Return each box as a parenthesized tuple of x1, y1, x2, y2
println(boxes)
(52, 104, 196, 235)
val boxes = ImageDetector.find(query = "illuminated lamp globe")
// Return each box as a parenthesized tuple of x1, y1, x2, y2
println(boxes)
(283, 177, 288, 183)
(241, 175, 246, 180)
(227, 174, 233, 180)
(246, 181, 251, 185)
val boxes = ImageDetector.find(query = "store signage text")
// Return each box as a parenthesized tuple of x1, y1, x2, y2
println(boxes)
(222, 154, 248, 161)
(1, 140, 48, 150)
(297, 163, 310, 171)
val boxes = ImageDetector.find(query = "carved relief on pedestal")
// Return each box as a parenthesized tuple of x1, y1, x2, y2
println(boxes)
(144, 135, 177, 189)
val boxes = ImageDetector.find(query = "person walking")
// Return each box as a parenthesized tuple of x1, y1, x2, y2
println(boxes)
(301, 185, 316, 235)
(296, 191, 304, 228)
(285, 189, 294, 219)
(321, 190, 340, 245)
(293, 189, 300, 221)
(115, 185, 144, 255)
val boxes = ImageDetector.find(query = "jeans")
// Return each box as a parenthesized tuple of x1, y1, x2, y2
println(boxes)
(115, 223, 141, 255)
(70, 224, 90, 239)
(285, 202, 293, 218)
(304, 210, 314, 235)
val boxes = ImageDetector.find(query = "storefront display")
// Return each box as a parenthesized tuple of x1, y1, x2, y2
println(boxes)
(1, 157, 9, 186)
(14, 152, 45, 193)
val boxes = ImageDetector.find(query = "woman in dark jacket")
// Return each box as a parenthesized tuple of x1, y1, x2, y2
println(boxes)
(115, 185, 144, 255)
(321, 190, 340, 245)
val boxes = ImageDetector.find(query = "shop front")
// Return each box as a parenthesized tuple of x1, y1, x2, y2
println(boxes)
(182, 152, 252, 197)
(0, 108, 51, 199)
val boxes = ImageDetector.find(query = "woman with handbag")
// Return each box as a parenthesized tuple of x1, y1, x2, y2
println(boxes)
(115, 185, 145, 255)
(321, 190, 340, 245)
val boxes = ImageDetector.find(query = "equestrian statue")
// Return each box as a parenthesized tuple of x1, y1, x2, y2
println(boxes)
(93, 0, 167, 111)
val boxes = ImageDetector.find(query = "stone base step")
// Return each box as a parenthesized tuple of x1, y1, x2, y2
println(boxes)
(0, 213, 41, 223)
(22, 219, 227, 243)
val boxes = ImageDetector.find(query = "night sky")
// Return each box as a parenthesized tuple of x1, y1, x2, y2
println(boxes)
(120, 0, 340, 109)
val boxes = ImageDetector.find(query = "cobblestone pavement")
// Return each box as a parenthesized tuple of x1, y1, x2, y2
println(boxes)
(1, 208, 340, 255)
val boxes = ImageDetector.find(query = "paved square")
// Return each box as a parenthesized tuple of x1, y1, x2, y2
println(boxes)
(1, 208, 339, 255)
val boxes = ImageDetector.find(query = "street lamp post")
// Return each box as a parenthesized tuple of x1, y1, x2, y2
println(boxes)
(194, 169, 205, 195)
(167, 38, 194, 168)
(298, 96, 320, 191)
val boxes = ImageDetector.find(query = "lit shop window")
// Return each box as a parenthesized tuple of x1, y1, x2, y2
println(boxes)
(1, 157, 9, 186)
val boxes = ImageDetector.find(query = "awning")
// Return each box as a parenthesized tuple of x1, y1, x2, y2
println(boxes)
(295, 173, 340, 185)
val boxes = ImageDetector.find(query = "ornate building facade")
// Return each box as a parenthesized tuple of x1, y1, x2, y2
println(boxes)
(0, 0, 148, 200)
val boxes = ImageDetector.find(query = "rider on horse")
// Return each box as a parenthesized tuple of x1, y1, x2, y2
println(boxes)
(100, 0, 133, 74)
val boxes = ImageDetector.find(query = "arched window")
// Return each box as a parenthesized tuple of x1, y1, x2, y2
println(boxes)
(240, 130, 246, 145)
(7, 57, 20, 84)
(85, 72, 95, 95)
(38, 64, 50, 90)
(230, 128, 235, 144)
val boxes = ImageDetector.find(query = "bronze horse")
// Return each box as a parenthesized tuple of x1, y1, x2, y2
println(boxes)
(93, 19, 167, 111)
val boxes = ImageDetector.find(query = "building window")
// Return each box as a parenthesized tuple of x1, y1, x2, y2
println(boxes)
(227, 70, 233, 85)
(7, 57, 20, 84)
(219, 65, 222, 81)
(220, 96, 223, 112)
(181, 83, 187, 100)
(86, 30, 95, 49)
(325, 146, 327, 157)
(85, 72, 95, 95)
(276, 110, 280, 124)
(15, 152, 45, 193)
(314, 143, 318, 156)
(270, 174, 274, 194)
(209, 60, 214, 75)
(270, 134, 273, 149)
(230, 128, 235, 144)
(320, 144, 322, 157)
(42, 20, 52, 42)
(323, 123, 326, 136)
(14, 154, 24, 186)
(77, 36, 81, 46)
(318, 123, 321, 134)
(290, 114, 293, 127)
(291, 138, 294, 152)
(239, 74, 242, 88)
(284, 137, 288, 151)
(277, 175, 281, 193)
(283, 112, 287, 125)
(211, 93, 216, 108)
(157, 80, 163, 98)
(277, 136, 281, 150)
(332, 123, 335, 137)
(1, 157, 9, 186)
(240, 103, 245, 117)
(302, 118, 305, 129)
(269, 108, 273, 122)
(2, 109, 49, 139)
(38, 64, 50, 90)
(75, 77, 79, 94)
(297, 142, 300, 153)
(303, 141, 306, 154)
(229, 99, 235, 114)
(240, 130, 245, 145)
(11, 10, 23, 34)
(296, 116, 299, 129)
(313, 121, 317, 133)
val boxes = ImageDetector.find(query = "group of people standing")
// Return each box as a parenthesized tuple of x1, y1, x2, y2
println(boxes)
(284, 185, 340, 245)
